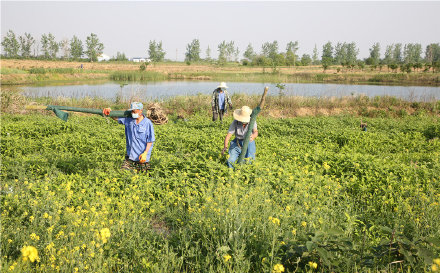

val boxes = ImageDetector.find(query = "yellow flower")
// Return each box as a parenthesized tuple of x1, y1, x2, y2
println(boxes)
(323, 162, 330, 170)
(309, 261, 318, 269)
(269, 216, 280, 225)
(292, 229, 297, 236)
(301, 221, 307, 227)
(435, 259, 440, 266)
(273, 263, 285, 273)
(99, 228, 111, 243)
(432, 264, 438, 272)
(223, 254, 231, 262)
(30, 233, 40, 241)
(43, 212, 49, 219)
(21, 245, 39, 262)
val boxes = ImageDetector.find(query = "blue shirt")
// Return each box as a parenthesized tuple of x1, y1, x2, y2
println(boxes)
(218, 92, 225, 110)
(118, 116, 155, 162)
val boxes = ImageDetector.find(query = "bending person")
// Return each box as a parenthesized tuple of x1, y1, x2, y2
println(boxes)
(221, 106, 258, 168)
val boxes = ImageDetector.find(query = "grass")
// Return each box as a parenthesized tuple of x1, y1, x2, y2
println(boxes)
(2, 59, 440, 86)
(2, 87, 439, 119)
(1, 113, 439, 272)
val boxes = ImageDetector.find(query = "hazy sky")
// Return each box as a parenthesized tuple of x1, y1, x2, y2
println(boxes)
(1, 1, 439, 60)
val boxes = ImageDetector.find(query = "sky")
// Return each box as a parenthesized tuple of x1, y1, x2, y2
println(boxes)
(1, 1, 440, 61)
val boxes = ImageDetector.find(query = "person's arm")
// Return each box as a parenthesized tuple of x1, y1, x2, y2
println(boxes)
(211, 90, 217, 109)
(140, 142, 153, 161)
(226, 91, 233, 109)
(222, 133, 233, 155)
(102, 108, 118, 121)
(139, 123, 155, 163)
(250, 129, 258, 142)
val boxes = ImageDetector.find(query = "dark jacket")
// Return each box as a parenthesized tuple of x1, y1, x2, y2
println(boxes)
(211, 88, 233, 113)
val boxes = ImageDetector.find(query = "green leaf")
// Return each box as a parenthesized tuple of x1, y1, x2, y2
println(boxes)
(425, 237, 440, 247)
(379, 226, 393, 235)
(306, 241, 315, 251)
(416, 246, 434, 265)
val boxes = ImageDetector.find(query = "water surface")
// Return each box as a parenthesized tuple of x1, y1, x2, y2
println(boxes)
(19, 81, 440, 101)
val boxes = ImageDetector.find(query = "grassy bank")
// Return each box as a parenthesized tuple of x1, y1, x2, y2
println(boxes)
(2, 59, 440, 86)
(2, 88, 439, 119)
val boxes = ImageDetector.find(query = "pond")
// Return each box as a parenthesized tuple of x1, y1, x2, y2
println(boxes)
(19, 81, 440, 101)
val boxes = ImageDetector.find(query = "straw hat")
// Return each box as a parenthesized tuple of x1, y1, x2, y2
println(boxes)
(217, 82, 228, 89)
(233, 106, 252, 123)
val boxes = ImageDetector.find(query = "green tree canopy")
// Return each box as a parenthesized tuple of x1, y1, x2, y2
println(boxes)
(148, 40, 166, 62)
(41, 33, 59, 59)
(19, 33, 35, 58)
(321, 41, 333, 71)
(185, 39, 201, 62)
(1, 30, 20, 58)
(243, 43, 256, 61)
(85, 33, 104, 62)
(367, 42, 381, 66)
(70, 36, 83, 60)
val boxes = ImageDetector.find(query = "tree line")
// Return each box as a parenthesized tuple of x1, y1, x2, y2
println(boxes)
(1, 30, 105, 62)
(2, 30, 440, 72)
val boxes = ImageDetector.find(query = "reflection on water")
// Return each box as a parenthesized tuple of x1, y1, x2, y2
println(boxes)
(18, 81, 440, 101)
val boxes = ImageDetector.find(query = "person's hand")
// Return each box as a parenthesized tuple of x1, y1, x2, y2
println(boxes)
(103, 108, 111, 116)
(221, 147, 228, 156)
(139, 152, 147, 163)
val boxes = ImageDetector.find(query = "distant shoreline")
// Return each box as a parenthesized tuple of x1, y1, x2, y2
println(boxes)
(1, 59, 439, 86)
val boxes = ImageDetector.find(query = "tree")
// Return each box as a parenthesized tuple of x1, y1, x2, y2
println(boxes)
(148, 40, 166, 62)
(226, 41, 235, 62)
(300, 54, 311, 66)
(393, 43, 402, 64)
(60, 38, 70, 59)
(312, 44, 320, 65)
(286, 41, 299, 66)
(70, 36, 83, 60)
(85, 33, 104, 62)
(403, 43, 422, 64)
(243, 43, 256, 61)
(218, 41, 227, 64)
(367, 42, 381, 67)
(333, 42, 346, 65)
(115, 52, 127, 61)
(345, 42, 359, 69)
(1, 30, 20, 58)
(18, 33, 35, 58)
(261, 41, 279, 60)
(321, 42, 333, 72)
(425, 43, 440, 66)
(234, 46, 240, 62)
(383, 44, 394, 71)
(185, 39, 201, 62)
(156, 41, 166, 61)
(41, 33, 59, 59)
(205, 46, 211, 62)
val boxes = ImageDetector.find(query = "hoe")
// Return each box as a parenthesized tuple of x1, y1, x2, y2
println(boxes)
(25, 104, 168, 124)
(237, 86, 268, 164)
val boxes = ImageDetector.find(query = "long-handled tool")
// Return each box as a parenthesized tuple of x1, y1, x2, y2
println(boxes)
(25, 105, 149, 122)
(236, 86, 269, 164)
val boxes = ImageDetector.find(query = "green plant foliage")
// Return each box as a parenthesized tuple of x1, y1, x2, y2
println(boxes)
(1, 114, 439, 272)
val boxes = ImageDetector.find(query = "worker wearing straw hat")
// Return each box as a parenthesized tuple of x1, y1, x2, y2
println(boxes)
(221, 106, 258, 168)
(211, 82, 233, 122)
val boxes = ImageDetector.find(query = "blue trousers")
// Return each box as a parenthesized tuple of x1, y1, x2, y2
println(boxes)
(227, 138, 256, 168)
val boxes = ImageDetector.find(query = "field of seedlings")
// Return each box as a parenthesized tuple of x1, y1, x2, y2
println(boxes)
(1, 112, 440, 272)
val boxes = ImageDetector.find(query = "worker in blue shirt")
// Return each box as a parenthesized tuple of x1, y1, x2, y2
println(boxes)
(103, 102, 155, 172)
(211, 82, 233, 122)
